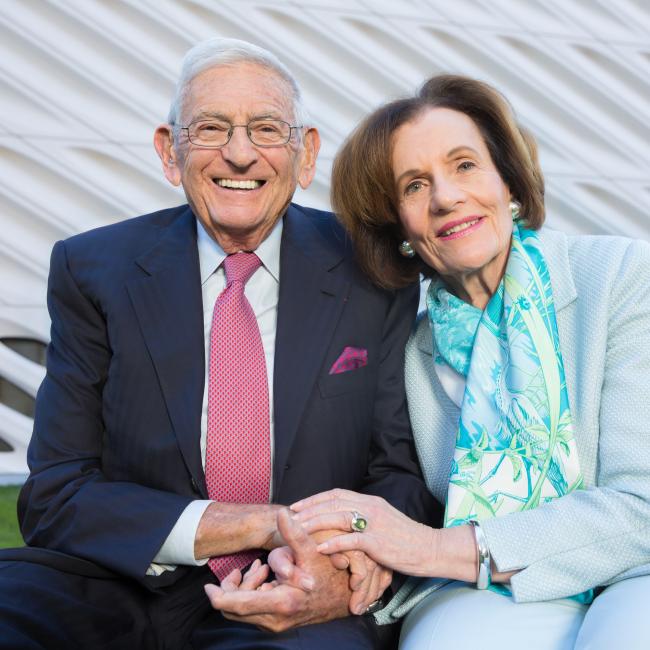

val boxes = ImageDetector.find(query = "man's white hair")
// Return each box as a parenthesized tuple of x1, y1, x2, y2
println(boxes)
(167, 37, 309, 128)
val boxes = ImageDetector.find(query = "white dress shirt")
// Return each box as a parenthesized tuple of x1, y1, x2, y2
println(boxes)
(150, 218, 282, 572)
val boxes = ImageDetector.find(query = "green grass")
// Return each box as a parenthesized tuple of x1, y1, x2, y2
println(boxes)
(0, 485, 23, 548)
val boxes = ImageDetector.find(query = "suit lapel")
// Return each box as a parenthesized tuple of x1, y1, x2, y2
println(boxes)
(126, 208, 207, 495)
(272, 205, 349, 493)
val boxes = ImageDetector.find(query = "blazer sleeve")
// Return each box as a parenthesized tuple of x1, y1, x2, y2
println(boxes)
(18, 240, 192, 582)
(362, 282, 443, 529)
(481, 239, 650, 602)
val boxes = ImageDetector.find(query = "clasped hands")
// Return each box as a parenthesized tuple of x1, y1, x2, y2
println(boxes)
(203, 504, 393, 632)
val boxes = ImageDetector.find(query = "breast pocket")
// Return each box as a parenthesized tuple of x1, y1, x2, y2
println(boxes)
(318, 364, 373, 398)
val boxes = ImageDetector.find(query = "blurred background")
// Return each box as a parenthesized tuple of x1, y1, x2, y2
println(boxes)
(1, 0, 649, 499)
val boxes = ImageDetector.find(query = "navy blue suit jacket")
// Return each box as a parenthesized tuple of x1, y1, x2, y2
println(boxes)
(17, 203, 440, 588)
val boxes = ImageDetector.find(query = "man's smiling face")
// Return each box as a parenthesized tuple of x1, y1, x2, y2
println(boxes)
(166, 62, 318, 252)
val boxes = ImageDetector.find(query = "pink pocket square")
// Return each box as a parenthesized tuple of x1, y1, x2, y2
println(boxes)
(329, 346, 368, 375)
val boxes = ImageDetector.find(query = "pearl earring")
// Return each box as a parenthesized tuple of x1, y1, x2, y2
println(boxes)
(509, 200, 520, 221)
(398, 240, 415, 258)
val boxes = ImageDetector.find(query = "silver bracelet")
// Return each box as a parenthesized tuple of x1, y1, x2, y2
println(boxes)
(469, 519, 491, 590)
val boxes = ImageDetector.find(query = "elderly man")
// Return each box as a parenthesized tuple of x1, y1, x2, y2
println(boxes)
(0, 38, 439, 649)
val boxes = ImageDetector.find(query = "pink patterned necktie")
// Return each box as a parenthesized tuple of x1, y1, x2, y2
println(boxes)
(205, 252, 271, 580)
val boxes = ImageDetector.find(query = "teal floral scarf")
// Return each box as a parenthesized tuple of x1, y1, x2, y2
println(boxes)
(427, 224, 590, 601)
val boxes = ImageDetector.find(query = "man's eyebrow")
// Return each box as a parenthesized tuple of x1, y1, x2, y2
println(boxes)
(251, 113, 285, 120)
(190, 110, 229, 122)
(188, 111, 286, 123)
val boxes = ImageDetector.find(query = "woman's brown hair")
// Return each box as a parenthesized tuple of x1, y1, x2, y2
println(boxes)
(331, 75, 545, 290)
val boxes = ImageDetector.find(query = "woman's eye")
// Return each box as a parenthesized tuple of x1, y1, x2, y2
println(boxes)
(405, 181, 423, 195)
(458, 160, 476, 171)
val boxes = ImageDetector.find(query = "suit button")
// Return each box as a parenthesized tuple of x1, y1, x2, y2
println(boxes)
(191, 477, 200, 493)
(284, 464, 291, 471)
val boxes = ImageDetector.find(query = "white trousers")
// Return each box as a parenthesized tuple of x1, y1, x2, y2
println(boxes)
(399, 576, 650, 650)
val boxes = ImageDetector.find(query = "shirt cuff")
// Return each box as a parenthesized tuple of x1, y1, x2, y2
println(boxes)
(152, 499, 213, 566)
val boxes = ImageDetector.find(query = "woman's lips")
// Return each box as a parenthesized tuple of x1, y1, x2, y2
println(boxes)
(437, 216, 484, 239)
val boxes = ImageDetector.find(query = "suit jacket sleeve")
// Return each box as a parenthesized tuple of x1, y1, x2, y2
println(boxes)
(482, 239, 650, 602)
(18, 240, 192, 581)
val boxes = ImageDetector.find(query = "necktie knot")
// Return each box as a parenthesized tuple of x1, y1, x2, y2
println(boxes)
(223, 253, 261, 286)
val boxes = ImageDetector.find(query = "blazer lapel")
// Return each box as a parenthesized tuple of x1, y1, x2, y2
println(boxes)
(272, 205, 349, 493)
(539, 228, 577, 312)
(539, 228, 579, 428)
(409, 315, 461, 502)
(126, 208, 207, 495)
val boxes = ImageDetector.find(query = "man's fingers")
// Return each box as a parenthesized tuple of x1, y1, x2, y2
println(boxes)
(204, 583, 224, 606)
(348, 582, 371, 615)
(267, 545, 295, 581)
(240, 561, 269, 590)
(347, 553, 374, 614)
(205, 582, 309, 621)
(366, 565, 383, 608)
(219, 568, 242, 592)
(268, 542, 315, 592)
(379, 567, 393, 594)
(329, 552, 349, 570)
(348, 564, 380, 615)
(277, 508, 317, 564)
(348, 563, 391, 615)
(347, 551, 368, 590)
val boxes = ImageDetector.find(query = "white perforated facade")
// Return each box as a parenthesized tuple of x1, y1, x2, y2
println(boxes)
(1, 0, 649, 481)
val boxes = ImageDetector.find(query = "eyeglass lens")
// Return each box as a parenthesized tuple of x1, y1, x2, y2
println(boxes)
(187, 120, 291, 146)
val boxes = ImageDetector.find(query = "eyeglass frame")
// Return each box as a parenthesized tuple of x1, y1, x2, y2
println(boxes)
(172, 119, 304, 148)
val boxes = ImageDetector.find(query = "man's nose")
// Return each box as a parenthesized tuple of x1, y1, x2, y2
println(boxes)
(221, 126, 258, 168)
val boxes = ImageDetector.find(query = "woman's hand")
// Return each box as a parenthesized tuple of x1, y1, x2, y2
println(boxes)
(291, 489, 438, 577)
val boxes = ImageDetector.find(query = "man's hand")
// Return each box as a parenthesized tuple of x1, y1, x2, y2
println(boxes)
(194, 503, 284, 560)
(204, 509, 350, 632)
(268, 545, 391, 615)
(344, 550, 392, 615)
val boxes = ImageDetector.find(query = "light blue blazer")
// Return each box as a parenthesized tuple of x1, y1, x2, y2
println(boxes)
(382, 228, 650, 619)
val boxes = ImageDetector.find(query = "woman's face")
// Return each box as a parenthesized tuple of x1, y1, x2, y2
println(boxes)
(392, 107, 513, 297)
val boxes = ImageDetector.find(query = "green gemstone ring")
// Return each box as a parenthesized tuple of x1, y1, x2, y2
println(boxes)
(350, 511, 368, 533)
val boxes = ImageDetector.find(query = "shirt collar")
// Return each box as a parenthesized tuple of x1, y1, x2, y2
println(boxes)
(196, 217, 283, 285)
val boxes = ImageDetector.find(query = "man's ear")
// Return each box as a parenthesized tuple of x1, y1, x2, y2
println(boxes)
(297, 127, 321, 190)
(153, 125, 182, 186)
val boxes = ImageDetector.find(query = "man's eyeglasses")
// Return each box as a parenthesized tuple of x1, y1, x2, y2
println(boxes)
(177, 119, 302, 148)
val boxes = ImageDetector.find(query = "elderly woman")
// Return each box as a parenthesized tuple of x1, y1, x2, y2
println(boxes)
(289, 76, 650, 649)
